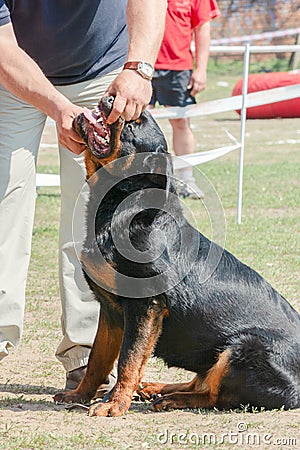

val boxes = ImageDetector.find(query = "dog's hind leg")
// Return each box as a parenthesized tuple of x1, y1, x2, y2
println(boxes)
(152, 349, 231, 411)
(222, 336, 300, 410)
(137, 375, 204, 400)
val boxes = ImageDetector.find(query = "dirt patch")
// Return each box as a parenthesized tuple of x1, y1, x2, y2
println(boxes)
(1, 262, 299, 449)
(1, 357, 300, 450)
(1, 113, 300, 450)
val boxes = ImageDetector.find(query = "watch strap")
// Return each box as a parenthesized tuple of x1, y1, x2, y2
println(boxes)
(123, 61, 154, 80)
(123, 61, 140, 71)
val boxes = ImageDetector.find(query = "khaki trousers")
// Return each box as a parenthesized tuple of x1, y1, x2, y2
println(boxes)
(0, 68, 121, 371)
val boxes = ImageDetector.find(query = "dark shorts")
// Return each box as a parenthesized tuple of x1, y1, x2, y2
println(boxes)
(150, 70, 196, 107)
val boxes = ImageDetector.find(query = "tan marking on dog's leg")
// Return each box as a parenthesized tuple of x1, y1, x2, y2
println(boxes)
(137, 374, 203, 400)
(54, 311, 123, 404)
(81, 253, 117, 294)
(88, 303, 165, 417)
(152, 349, 231, 411)
(202, 348, 231, 403)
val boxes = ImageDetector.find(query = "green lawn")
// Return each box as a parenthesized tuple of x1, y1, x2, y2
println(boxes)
(1, 60, 299, 449)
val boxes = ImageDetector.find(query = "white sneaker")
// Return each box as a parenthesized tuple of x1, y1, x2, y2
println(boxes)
(177, 179, 205, 200)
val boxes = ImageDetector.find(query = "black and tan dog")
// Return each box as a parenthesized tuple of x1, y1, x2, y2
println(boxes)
(54, 96, 300, 416)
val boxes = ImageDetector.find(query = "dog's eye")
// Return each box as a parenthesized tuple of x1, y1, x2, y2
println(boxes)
(127, 123, 134, 133)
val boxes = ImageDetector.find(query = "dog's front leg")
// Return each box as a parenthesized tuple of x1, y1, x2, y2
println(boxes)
(88, 297, 166, 417)
(54, 310, 123, 405)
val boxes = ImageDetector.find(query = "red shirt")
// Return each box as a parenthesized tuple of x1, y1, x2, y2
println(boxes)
(155, 0, 220, 70)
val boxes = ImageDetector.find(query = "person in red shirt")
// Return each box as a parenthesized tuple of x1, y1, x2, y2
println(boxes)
(150, 0, 220, 199)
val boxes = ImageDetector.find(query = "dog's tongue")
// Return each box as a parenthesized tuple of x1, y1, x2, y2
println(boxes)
(83, 107, 107, 134)
(83, 107, 97, 125)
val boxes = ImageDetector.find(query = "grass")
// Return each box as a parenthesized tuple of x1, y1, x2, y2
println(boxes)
(207, 55, 292, 77)
(1, 59, 299, 448)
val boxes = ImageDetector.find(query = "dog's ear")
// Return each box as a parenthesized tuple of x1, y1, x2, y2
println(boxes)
(142, 151, 174, 198)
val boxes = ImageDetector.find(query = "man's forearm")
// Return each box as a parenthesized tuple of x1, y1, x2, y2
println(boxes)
(126, 0, 167, 64)
(0, 23, 72, 121)
(194, 21, 211, 71)
(105, 0, 166, 123)
(0, 23, 85, 153)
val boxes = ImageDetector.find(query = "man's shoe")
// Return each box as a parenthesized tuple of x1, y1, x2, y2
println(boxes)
(65, 366, 117, 399)
(65, 366, 87, 390)
(177, 179, 205, 200)
(93, 373, 117, 399)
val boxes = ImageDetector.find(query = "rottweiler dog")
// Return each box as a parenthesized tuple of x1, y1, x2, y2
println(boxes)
(54, 96, 300, 416)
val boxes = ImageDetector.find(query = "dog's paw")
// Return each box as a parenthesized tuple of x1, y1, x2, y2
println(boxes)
(151, 393, 179, 412)
(137, 382, 166, 401)
(88, 399, 130, 417)
(53, 390, 90, 405)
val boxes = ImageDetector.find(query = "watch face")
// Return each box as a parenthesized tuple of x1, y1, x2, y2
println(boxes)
(138, 62, 154, 78)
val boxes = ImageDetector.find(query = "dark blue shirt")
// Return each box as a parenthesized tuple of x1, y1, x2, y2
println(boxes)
(0, 0, 128, 85)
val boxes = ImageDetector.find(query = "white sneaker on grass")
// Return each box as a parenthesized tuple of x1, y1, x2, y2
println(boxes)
(176, 178, 205, 200)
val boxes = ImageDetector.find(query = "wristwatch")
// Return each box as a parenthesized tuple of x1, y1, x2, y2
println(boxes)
(123, 61, 154, 81)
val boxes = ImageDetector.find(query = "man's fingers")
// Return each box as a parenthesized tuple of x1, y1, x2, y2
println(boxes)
(69, 142, 86, 155)
(106, 96, 144, 123)
(57, 127, 86, 154)
(104, 71, 152, 123)
(190, 82, 206, 97)
(187, 76, 193, 91)
(190, 86, 197, 97)
(69, 127, 85, 144)
(122, 102, 142, 122)
(60, 139, 86, 155)
(106, 94, 127, 124)
(132, 104, 143, 121)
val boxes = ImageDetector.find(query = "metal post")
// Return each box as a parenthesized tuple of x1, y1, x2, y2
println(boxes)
(237, 43, 250, 224)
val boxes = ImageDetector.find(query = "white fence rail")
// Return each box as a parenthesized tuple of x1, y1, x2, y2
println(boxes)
(37, 42, 300, 223)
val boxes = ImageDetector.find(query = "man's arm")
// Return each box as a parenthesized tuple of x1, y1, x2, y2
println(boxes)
(106, 0, 167, 123)
(0, 23, 85, 154)
(0, 0, 167, 150)
(188, 20, 211, 97)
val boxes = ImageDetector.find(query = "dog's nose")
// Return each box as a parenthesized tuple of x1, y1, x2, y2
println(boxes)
(100, 96, 114, 115)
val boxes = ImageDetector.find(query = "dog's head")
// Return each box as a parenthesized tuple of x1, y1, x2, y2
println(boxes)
(73, 96, 172, 186)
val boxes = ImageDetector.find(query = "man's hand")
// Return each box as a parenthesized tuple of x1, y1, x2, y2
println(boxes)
(102, 0, 166, 124)
(188, 68, 207, 97)
(104, 70, 152, 124)
(55, 104, 86, 154)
